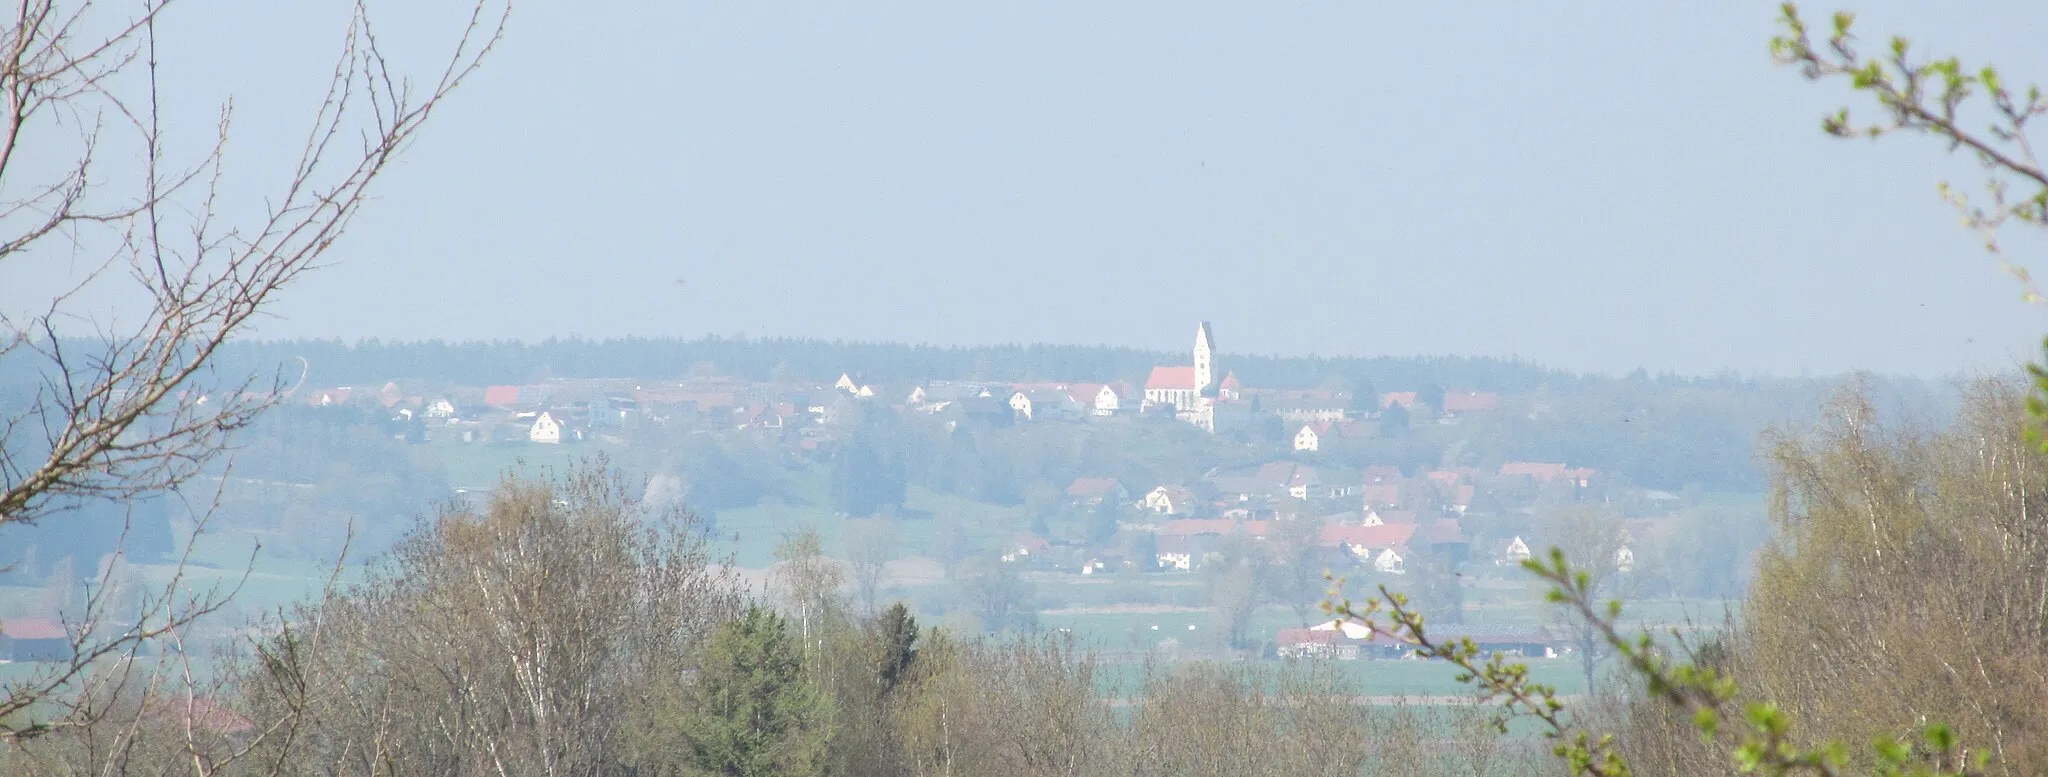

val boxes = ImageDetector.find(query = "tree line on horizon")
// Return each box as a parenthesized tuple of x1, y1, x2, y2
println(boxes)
(196, 334, 1817, 392)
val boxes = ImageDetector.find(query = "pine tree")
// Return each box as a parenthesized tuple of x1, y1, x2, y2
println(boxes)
(680, 606, 829, 777)
(1418, 382, 1447, 416)
(873, 602, 918, 695)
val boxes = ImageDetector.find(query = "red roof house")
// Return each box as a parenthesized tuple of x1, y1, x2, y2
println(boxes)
(483, 385, 521, 408)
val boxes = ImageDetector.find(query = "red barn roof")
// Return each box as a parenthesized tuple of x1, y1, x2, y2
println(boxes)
(1319, 524, 1418, 550)
(483, 385, 521, 407)
(0, 618, 66, 640)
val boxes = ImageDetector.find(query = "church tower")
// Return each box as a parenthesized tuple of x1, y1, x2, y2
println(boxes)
(1193, 321, 1215, 395)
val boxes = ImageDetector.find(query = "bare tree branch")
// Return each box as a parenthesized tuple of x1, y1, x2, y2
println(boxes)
(0, 0, 509, 758)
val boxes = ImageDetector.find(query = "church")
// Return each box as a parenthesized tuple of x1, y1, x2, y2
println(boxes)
(1141, 322, 1238, 433)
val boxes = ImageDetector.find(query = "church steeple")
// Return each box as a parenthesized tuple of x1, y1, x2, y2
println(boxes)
(1193, 321, 1215, 395)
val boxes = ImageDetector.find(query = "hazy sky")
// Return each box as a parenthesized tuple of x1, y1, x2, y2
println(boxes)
(11, 1, 2048, 376)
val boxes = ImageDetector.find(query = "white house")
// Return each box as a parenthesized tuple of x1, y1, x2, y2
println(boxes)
(1373, 547, 1407, 575)
(1001, 534, 1051, 563)
(425, 398, 458, 419)
(1008, 391, 1035, 419)
(1009, 390, 1077, 421)
(1293, 423, 1322, 452)
(1069, 383, 1120, 417)
(1495, 536, 1532, 566)
(529, 411, 567, 444)
(1308, 618, 1375, 640)
(1143, 485, 1194, 515)
(1155, 534, 1196, 571)
(1615, 545, 1635, 573)
(1286, 467, 1320, 501)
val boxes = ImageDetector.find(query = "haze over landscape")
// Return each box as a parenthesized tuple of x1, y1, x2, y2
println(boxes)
(4, 2, 2048, 775)
(9, 1, 2048, 374)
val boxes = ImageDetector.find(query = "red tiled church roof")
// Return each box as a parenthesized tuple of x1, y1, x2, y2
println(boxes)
(1145, 367, 1197, 391)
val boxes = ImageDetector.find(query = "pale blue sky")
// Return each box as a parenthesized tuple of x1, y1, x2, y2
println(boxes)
(11, 1, 2048, 376)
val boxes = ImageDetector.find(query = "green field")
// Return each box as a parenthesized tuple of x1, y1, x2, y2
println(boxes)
(411, 436, 651, 491)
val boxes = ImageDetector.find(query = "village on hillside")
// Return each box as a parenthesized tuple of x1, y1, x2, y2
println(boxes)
(276, 322, 1715, 660)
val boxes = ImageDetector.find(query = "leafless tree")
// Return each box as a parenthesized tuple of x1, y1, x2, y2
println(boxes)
(774, 526, 846, 644)
(247, 464, 745, 777)
(0, 0, 506, 755)
(1267, 517, 1330, 627)
(1537, 504, 1630, 692)
(844, 518, 897, 616)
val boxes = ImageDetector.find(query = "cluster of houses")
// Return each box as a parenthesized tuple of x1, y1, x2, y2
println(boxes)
(1275, 619, 1567, 661)
(293, 322, 1513, 456)
(1006, 455, 1616, 584)
(1134, 322, 1506, 442)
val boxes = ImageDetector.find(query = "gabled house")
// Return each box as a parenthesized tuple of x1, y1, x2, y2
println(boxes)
(1011, 389, 1080, 421)
(1008, 391, 1035, 420)
(1143, 485, 1195, 515)
(1066, 477, 1129, 507)
(1067, 383, 1120, 417)
(1491, 536, 1532, 566)
(1319, 524, 1419, 563)
(1002, 534, 1053, 563)
(529, 411, 578, 444)
(1292, 423, 1326, 452)
(1372, 546, 1408, 575)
